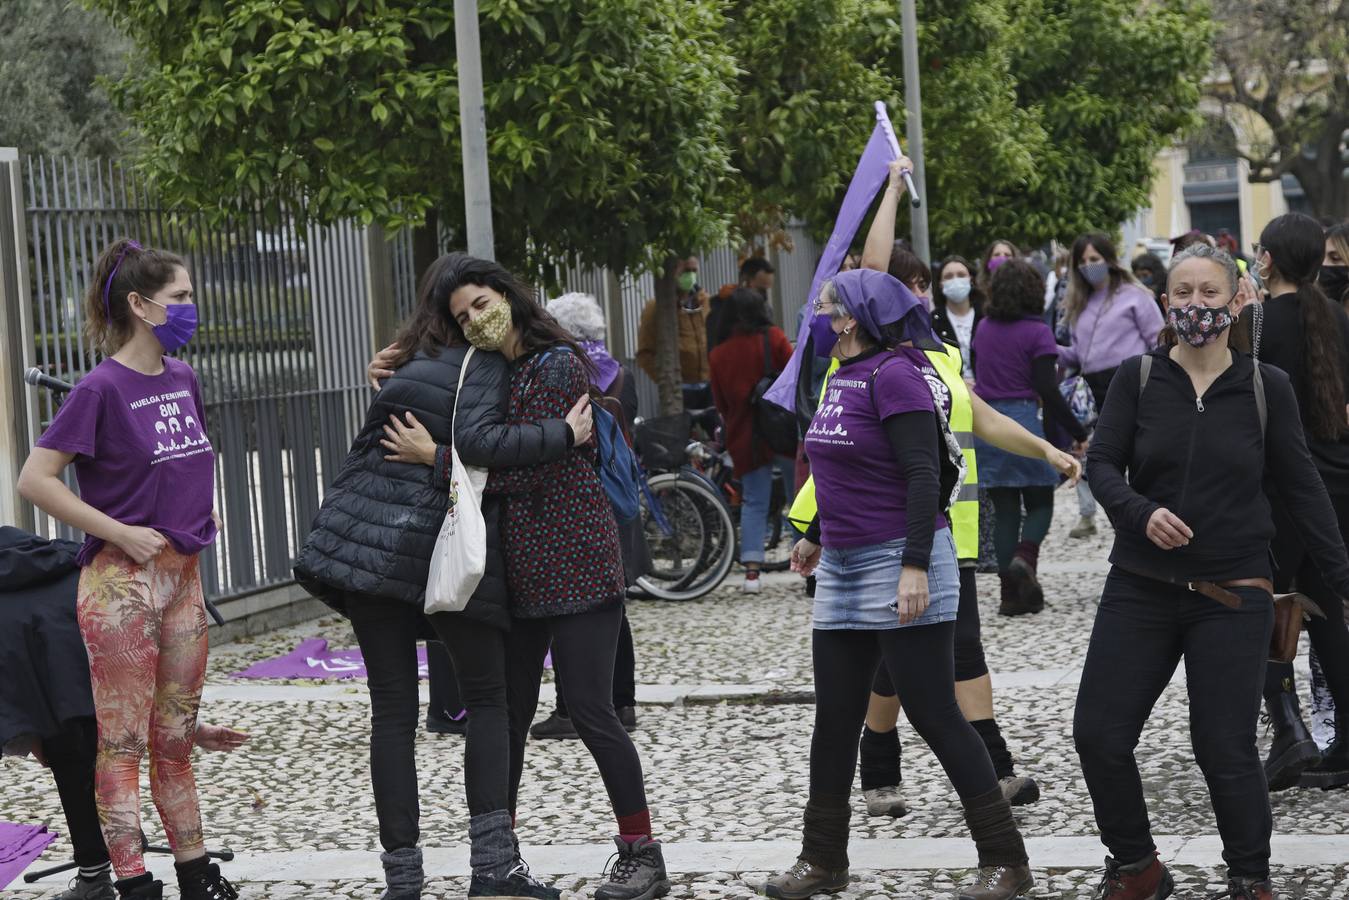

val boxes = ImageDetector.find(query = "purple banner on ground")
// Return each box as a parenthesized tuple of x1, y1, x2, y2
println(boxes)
(0, 822, 57, 890)
(230, 639, 554, 681)
(230, 638, 429, 680)
(765, 104, 900, 410)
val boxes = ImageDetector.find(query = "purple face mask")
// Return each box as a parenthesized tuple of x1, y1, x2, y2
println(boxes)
(809, 313, 840, 358)
(141, 298, 199, 353)
(987, 255, 1010, 273)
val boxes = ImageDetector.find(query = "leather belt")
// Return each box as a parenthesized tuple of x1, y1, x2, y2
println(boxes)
(1185, 577, 1273, 610)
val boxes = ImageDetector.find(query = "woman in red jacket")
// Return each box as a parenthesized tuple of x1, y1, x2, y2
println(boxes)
(710, 287, 795, 592)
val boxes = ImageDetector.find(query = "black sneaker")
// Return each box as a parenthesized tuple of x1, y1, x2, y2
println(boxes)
(530, 711, 579, 740)
(468, 858, 561, 898)
(618, 705, 638, 733)
(595, 836, 671, 900)
(177, 863, 238, 900)
(1298, 737, 1349, 789)
(58, 870, 115, 900)
(426, 712, 467, 736)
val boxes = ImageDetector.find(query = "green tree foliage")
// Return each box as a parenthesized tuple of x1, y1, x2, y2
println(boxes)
(87, 0, 738, 281)
(0, 0, 133, 158)
(1210, 0, 1349, 221)
(968, 0, 1211, 255)
(720, 0, 897, 242)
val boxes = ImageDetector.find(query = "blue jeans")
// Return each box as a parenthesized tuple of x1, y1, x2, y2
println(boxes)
(740, 457, 791, 564)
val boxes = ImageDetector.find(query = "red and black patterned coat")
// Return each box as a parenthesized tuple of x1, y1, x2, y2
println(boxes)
(487, 347, 625, 618)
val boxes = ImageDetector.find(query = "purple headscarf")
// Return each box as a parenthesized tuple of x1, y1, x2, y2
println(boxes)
(579, 340, 621, 393)
(828, 268, 941, 347)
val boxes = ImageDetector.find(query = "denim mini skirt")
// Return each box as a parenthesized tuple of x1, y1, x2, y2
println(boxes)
(813, 528, 961, 630)
(975, 398, 1061, 488)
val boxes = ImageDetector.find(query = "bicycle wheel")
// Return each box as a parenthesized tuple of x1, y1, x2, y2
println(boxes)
(636, 472, 735, 601)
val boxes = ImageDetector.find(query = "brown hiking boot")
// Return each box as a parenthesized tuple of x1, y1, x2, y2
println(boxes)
(1221, 877, 1275, 900)
(958, 864, 1034, 899)
(761, 859, 848, 899)
(1093, 853, 1174, 899)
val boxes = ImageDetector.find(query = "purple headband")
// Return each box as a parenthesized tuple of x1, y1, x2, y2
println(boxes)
(102, 240, 143, 317)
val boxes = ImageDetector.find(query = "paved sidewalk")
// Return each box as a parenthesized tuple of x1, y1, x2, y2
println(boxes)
(5, 493, 1348, 898)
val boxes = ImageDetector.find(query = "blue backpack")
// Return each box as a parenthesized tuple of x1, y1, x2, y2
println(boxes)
(533, 347, 643, 522)
(593, 401, 642, 521)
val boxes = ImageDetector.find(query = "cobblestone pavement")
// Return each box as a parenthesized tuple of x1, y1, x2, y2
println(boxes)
(6, 492, 1349, 898)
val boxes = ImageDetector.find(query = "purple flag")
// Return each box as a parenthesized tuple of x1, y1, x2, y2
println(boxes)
(0, 822, 57, 889)
(765, 104, 902, 409)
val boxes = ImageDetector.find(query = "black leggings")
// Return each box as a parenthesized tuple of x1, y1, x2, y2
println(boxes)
(872, 568, 986, 693)
(812, 624, 998, 801)
(1074, 570, 1273, 879)
(44, 717, 110, 869)
(987, 487, 1055, 572)
(1265, 493, 1349, 719)
(505, 603, 648, 819)
(347, 596, 514, 851)
(556, 606, 637, 716)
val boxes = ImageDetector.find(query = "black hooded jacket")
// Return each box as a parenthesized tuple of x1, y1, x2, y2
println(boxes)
(1087, 347, 1349, 594)
(293, 345, 572, 630)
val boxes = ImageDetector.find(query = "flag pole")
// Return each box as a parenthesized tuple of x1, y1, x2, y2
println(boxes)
(899, 0, 930, 263)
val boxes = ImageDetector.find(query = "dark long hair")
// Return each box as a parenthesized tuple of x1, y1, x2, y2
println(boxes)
(933, 255, 985, 313)
(390, 252, 588, 370)
(1261, 213, 1347, 441)
(716, 287, 773, 345)
(84, 238, 186, 354)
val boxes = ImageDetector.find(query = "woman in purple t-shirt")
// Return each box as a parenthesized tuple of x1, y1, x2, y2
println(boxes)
(762, 268, 1033, 900)
(17, 239, 235, 899)
(972, 260, 1088, 618)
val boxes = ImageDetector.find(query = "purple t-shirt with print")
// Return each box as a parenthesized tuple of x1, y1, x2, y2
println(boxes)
(972, 317, 1059, 401)
(806, 350, 949, 548)
(37, 357, 217, 566)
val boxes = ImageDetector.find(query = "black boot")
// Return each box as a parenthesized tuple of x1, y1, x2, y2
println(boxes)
(1263, 669, 1321, 791)
(114, 874, 162, 899)
(1007, 541, 1045, 613)
(175, 858, 238, 900)
(1298, 722, 1349, 790)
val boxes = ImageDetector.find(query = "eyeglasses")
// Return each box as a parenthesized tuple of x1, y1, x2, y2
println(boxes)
(812, 298, 834, 313)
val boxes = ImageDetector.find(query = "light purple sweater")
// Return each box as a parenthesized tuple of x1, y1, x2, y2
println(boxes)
(1059, 282, 1164, 375)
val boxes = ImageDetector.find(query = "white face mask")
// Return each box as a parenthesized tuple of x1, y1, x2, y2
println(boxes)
(943, 277, 972, 302)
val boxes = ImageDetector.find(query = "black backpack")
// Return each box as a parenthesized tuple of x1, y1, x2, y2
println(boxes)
(750, 331, 799, 456)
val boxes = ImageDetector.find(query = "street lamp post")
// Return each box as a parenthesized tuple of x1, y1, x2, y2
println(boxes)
(454, 0, 495, 260)
(901, 0, 930, 264)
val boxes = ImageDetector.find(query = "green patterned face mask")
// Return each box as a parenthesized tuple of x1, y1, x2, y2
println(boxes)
(463, 300, 513, 351)
(677, 271, 697, 293)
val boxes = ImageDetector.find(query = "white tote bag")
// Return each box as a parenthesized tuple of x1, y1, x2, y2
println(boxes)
(425, 347, 489, 614)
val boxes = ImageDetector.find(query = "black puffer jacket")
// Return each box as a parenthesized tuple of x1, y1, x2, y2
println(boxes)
(293, 344, 572, 630)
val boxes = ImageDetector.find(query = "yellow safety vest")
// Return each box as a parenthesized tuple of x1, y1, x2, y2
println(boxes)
(788, 344, 980, 561)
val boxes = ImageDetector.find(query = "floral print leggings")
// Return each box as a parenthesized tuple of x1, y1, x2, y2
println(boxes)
(76, 545, 209, 878)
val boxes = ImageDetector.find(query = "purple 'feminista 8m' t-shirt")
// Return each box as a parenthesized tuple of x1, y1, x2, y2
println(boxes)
(805, 350, 950, 548)
(36, 356, 217, 566)
(972, 317, 1060, 401)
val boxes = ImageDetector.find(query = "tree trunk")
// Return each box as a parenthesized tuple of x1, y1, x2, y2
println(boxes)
(1289, 122, 1349, 223)
(411, 207, 441, 283)
(652, 258, 685, 416)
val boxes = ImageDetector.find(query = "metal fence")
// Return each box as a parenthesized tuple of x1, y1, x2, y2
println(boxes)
(12, 154, 417, 601)
(3, 150, 824, 603)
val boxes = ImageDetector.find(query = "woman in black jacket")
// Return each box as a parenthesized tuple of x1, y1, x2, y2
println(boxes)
(1242, 213, 1349, 792)
(294, 254, 589, 900)
(1075, 243, 1349, 900)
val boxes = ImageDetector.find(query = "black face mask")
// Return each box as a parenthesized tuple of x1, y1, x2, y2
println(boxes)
(1321, 265, 1349, 302)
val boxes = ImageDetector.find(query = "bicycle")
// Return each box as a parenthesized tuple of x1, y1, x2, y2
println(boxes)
(630, 410, 794, 601)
